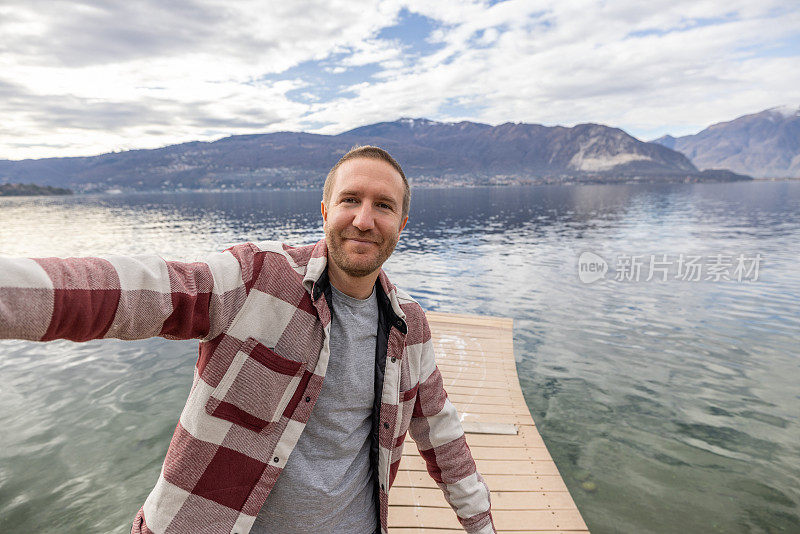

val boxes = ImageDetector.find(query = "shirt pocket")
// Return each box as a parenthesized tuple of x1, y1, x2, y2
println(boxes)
(204, 337, 306, 432)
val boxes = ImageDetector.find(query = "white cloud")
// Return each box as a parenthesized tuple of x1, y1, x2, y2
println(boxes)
(308, 0, 800, 137)
(0, 0, 798, 159)
(339, 39, 404, 68)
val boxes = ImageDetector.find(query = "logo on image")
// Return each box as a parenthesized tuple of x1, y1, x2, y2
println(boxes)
(578, 251, 608, 283)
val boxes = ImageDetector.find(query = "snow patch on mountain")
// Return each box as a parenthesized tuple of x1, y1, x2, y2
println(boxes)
(569, 152, 653, 172)
(768, 105, 799, 118)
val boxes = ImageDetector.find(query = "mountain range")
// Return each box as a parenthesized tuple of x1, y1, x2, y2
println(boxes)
(0, 118, 753, 193)
(653, 106, 800, 178)
(0, 119, 748, 192)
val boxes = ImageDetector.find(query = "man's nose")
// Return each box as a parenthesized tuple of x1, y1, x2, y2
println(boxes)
(352, 204, 375, 231)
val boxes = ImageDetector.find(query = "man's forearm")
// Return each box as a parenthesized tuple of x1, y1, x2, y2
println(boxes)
(409, 334, 496, 533)
(0, 251, 244, 342)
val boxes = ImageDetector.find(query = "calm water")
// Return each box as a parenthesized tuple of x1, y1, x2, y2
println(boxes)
(0, 182, 798, 534)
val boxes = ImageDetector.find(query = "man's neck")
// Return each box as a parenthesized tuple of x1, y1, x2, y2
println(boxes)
(326, 264, 379, 300)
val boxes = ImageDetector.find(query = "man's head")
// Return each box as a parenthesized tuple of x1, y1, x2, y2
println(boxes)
(321, 146, 410, 282)
(323, 145, 410, 222)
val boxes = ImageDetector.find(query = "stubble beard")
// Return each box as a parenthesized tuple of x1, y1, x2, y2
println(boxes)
(325, 228, 399, 278)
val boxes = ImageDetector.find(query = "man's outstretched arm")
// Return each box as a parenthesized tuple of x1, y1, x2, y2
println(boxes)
(408, 319, 496, 534)
(0, 244, 256, 342)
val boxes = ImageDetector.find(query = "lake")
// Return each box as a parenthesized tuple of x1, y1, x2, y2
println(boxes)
(0, 181, 798, 533)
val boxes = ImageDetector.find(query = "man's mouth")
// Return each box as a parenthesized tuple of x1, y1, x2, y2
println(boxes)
(344, 237, 379, 245)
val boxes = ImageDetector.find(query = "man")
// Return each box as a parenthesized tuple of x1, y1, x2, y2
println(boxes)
(0, 146, 495, 534)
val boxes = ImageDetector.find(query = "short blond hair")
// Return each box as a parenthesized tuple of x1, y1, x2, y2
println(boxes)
(323, 145, 410, 220)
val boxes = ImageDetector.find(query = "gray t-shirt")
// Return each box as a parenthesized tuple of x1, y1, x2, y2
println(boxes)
(252, 283, 378, 534)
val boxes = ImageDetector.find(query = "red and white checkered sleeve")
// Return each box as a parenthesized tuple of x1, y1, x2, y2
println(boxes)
(0, 243, 253, 343)
(408, 317, 496, 534)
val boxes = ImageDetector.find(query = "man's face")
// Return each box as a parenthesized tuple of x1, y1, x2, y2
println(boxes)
(322, 158, 408, 279)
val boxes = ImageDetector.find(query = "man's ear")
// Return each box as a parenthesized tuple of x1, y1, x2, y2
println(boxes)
(398, 216, 408, 233)
(320, 200, 327, 222)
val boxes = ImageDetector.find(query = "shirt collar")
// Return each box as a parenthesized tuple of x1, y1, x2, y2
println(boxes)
(303, 238, 406, 325)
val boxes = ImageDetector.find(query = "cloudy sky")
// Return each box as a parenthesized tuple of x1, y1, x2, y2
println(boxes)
(1, 0, 798, 160)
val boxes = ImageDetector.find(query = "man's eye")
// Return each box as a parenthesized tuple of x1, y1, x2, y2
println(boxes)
(342, 198, 358, 203)
(378, 203, 392, 210)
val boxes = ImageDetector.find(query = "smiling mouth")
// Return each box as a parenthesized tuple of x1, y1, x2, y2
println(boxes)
(345, 238, 378, 245)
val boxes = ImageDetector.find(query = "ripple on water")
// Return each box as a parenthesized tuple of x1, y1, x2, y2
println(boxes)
(1, 184, 800, 533)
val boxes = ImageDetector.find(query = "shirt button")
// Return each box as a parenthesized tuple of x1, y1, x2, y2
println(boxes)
(273, 457, 279, 463)
(391, 356, 396, 363)
(383, 422, 389, 429)
(305, 396, 311, 402)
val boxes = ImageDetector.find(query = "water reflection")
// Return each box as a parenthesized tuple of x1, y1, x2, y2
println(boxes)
(1, 181, 799, 533)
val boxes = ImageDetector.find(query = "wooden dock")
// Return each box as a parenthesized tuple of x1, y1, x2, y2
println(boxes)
(389, 312, 590, 533)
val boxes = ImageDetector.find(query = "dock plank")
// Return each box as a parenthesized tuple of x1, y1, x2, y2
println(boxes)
(389, 312, 589, 533)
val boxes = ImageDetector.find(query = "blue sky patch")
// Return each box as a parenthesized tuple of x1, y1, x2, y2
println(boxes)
(438, 97, 487, 121)
(260, 59, 382, 104)
(744, 34, 800, 59)
(627, 15, 736, 39)
(377, 8, 445, 57)
(467, 25, 509, 49)
(257, 8, 449, 106)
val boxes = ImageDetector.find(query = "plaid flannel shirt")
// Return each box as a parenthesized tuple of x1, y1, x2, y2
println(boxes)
(0, 238, 495, 534)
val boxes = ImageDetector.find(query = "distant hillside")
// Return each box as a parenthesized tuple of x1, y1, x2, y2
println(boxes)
(0, 118, 748, 192)
(0, 183, 72, 196)
(346, 119, 699, 175)
(653, 106, 800, 178)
